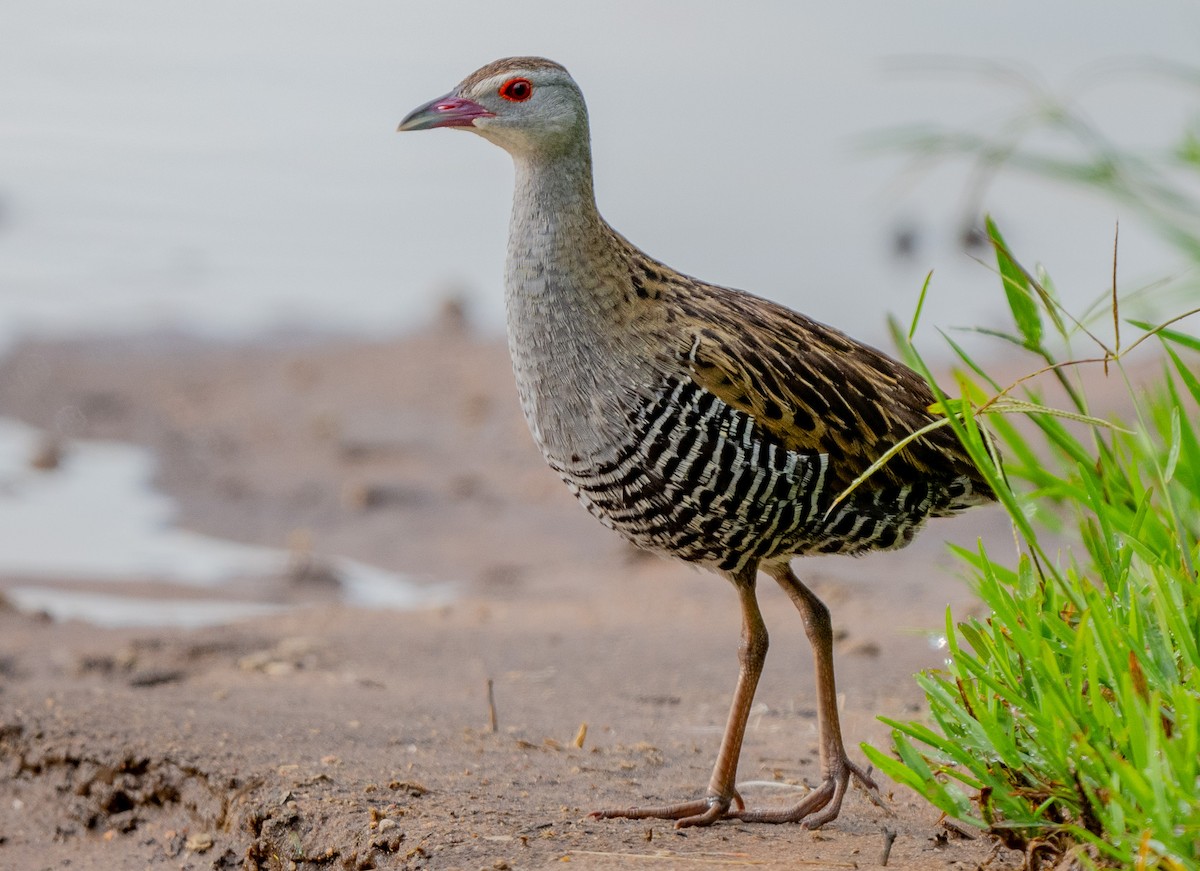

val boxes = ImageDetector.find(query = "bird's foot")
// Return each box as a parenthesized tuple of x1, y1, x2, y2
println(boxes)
(590, 789, 745, 829)
(731, 757, 881, 829)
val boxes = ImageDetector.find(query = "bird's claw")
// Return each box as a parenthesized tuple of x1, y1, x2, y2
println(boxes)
(591, 761, 883, 829)
(590, 792, 739, 829)
(729, 758, 881, 828)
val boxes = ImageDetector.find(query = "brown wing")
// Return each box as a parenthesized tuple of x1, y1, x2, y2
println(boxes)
(675, 283, 986, 499)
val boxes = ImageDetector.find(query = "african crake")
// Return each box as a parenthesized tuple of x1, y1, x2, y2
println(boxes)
(398, 57, 993, 829)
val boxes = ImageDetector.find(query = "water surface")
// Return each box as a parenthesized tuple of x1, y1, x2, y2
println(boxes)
(2, 3, 1196, 352)
(0, 417, 447, 627)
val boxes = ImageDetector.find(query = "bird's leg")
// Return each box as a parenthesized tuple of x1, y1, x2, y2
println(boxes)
(591, 565, 767, 828)
(731, 563, 880, 828)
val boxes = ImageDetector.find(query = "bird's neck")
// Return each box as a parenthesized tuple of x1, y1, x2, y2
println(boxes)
(504, 140, 641, 459)
(508, 143, 607, 278)
(505, 139, 629, 355)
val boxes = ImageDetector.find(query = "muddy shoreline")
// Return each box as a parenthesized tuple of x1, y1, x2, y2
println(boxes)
(0, 324, 1021, 869)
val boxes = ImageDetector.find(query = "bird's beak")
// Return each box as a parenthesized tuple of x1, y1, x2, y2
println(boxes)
(397, 93, 495, 132)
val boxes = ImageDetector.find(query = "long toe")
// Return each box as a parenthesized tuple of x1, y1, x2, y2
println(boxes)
(732, 758, 881, 828)
(590, 795, 733, 828)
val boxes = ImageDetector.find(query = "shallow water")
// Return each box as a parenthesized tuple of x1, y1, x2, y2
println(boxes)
(0, 417, 448, 627)
(1, 2, 1197, 353)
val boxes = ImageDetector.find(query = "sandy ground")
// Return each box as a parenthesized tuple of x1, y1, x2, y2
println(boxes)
(0, 316, 1025, 871)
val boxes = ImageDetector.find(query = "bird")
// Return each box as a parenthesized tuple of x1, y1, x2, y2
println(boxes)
(398, 57, 993, 830)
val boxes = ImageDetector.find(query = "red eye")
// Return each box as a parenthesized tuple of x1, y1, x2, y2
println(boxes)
(499, 77, 533, 102)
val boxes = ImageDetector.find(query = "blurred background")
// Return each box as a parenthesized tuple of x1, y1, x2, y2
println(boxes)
(3, 1, 1197, 352)
(3, 14, 1199, 867)
(1, 1, 1198, 626)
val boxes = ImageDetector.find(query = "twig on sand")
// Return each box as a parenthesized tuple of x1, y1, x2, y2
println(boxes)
(880, 827, 898, 866)
(487, 677, 498, 733)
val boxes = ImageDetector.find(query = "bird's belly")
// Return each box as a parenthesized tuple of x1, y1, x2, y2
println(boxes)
(544, 377, 841, 573)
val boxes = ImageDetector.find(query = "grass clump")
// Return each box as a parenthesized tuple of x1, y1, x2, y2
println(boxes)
(863, 219, 1200, 869)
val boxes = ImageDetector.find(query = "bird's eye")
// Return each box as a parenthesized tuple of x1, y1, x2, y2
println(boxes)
(499, 77, 533, 102)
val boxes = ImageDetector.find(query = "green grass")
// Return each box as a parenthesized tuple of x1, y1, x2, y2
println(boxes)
(863, 219, 1200, 869)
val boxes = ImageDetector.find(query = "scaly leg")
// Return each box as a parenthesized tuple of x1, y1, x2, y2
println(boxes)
(592, 563, 766, 828)
(731, 562, 880, 828)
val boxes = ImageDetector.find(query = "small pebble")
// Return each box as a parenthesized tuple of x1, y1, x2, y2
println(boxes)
(185, 832, 214, 853)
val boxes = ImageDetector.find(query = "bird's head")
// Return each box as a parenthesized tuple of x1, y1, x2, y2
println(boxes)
(398, 57, 588, 158)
